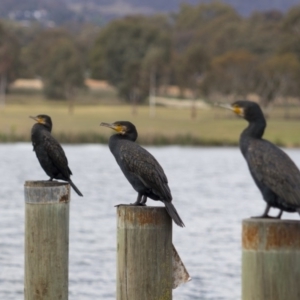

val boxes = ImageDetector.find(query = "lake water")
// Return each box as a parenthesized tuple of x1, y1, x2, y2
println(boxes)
(1, 144, 299, 300)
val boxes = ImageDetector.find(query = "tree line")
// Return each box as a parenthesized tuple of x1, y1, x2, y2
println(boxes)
(1, 2, 300, 109)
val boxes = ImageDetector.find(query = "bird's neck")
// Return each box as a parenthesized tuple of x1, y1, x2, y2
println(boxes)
(242, 119, 266, 139)
(33, 123, 52, 133)
(240, 120, 266, 156)
(109, 134, 135, 156)
(111, 132, 137, 142)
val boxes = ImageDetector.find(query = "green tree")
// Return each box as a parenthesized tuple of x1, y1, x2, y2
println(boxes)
(280, 6, 300, 60)
(203, 50, 258, 99)
(6, 21, 45, 78)
(282, 5, 300, 37)
(173, 44, 210, 118)
(0, 22, 20, 107)
(173, 2, 241, 56)
(255, 53, 300, 110)
(65, 22, 101, 74)
(90, 15, 171, 111)
(238, 10, 284, 56)
(28, 28, 85, 112)
(142, 45, 171, 117)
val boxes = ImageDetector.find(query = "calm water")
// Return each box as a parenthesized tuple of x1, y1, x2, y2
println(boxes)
(1, 144, 299, 300)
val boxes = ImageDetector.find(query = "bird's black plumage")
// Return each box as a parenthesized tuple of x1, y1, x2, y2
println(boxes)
(100, 121, 184, 227)
(30, 114, 83, 197)
(219, 100, 300, 218)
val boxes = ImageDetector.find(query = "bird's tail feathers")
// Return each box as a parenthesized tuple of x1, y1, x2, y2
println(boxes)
(69, 180, 83, 197)
(163, 201, 184, 227)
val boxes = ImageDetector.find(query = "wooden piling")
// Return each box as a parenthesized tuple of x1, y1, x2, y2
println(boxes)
(117, 206, 172, 300)
(242, 218, 300, 300)
(24, 181, 70, 300)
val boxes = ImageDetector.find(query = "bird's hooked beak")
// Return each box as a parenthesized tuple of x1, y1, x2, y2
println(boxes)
(29, 116, 46, 124)
(215, 103, 244, 117)
(100, 122, 125, 134)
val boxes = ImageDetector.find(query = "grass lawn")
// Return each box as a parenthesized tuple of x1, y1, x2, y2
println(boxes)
(1, 93, 300, 146)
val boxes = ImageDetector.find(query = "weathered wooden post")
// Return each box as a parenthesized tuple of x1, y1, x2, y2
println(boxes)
(24, 181, 70, 300)
(242, 218, 300, 300)
(117, 206, 173, 300)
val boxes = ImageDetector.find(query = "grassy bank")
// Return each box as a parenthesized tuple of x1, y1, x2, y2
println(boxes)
(1, 94, 300, 146)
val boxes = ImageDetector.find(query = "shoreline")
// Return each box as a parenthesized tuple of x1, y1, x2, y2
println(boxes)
(0, 132, 294, 147)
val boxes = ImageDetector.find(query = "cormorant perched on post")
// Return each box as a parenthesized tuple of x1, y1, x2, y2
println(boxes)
(100, 121, 184, 227)
(30, 114, 83, 197)
(218, 100, 300, 218)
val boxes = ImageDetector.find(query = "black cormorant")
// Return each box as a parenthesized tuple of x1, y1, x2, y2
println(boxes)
(218, 100, 300, 218)
(30, 114, 83, 197)
(100, 121, 184, 227)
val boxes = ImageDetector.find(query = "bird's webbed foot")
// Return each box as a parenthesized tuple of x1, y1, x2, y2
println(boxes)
(276, 210, 283, 219)
(114, 203, 147, 207)
(48, 178, 53, 181)
(130, 194, 147, 206)
(115, 194, 147, 207)
(130, 200, 147, 206)
(252, 211, 283, 219)
(252, 214, 277, 219)
(114, 203, 131, 207)
(251, 205, 283, 219)
(140, 195, 147, 206)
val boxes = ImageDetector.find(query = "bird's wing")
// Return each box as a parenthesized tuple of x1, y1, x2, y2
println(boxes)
(119, 142, 172, 200)
(43, 132, 71, 178)
(247, 139, 300, 206)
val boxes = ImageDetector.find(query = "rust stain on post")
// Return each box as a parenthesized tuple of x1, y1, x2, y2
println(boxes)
(243, 219, 300, 251)
(242, 218, 300, 300)
(120, 205, 168, 226)
(59, 194, 69, 203)
(265, 223, 300, 250)
(135, 209, 167, 226)
(242, 222, 259, 250)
